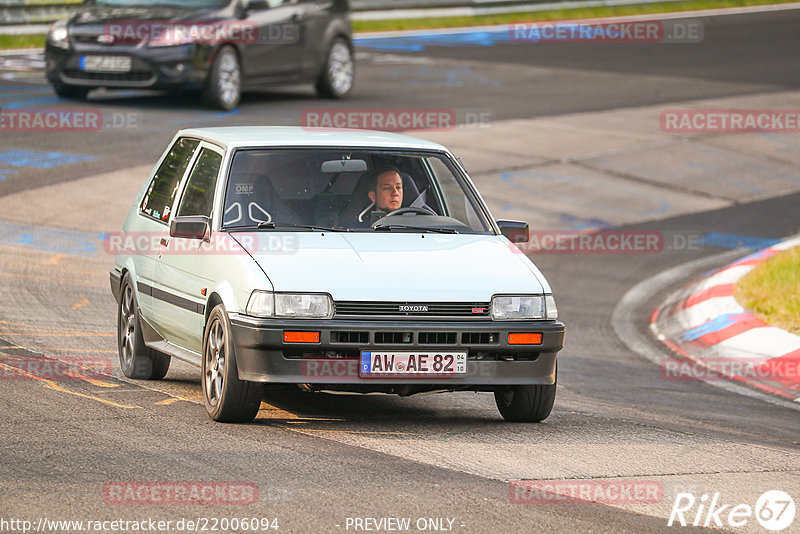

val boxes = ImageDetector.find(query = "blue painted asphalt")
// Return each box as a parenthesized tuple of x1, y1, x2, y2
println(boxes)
(0, 220, 103, 256)
(0, 149, 97, 169)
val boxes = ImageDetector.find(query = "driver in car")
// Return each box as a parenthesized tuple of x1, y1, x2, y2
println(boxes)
(369, 168, 403, 213)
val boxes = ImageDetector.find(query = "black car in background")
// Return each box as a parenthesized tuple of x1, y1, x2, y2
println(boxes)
(44, 0, 354, 110)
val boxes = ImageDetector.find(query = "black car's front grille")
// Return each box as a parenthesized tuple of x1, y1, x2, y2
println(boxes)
(462, 332, 499, 344)
(330, 331, 369, 344)
(374, 332, 413, 344)
(418, 332, 457, 345)
(63, 68, 154, 83)
(334, 301, 491, 319)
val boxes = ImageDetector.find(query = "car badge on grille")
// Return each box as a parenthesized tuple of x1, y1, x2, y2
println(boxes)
(97, 34, 115, 44)
(399, 305, 428, 312)
(472, 307, 486, 314)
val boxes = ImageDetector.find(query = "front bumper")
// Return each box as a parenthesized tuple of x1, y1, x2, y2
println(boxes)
(45, 42, 213, 90)
(230, 314, 565, 386)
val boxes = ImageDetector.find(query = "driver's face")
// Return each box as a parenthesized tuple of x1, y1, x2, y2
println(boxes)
(369, 171, 403, 212)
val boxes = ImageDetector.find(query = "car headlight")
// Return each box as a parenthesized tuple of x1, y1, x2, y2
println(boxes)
(491, 295, 545, 320)
(48, 20, 69, 49)
(246, 291, 333, 319)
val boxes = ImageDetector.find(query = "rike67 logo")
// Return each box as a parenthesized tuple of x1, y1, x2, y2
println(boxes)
(669, 490, 795, 531)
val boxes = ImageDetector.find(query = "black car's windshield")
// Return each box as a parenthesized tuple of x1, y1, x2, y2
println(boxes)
(222, 148, 493, 234)
(95, 0, 228, 7)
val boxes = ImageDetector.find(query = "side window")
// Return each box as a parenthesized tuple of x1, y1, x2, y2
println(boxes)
(141, 138, 199, 222)
(177, 148, 223, 218)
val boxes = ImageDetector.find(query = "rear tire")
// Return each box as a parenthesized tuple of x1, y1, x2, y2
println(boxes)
(494, 371, 556, 422)
(315, 37, 354, 99)
(202, 46, 241, 111)
(202, 304, 263, 423)
(117, 274, 171, 380)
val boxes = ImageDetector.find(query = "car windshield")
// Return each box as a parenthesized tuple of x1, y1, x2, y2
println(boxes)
(95, 0, 228, 7)
(222, 148, 493, 234)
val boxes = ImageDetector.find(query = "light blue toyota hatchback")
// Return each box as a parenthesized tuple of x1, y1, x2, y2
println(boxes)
(110, 127, 565, 423)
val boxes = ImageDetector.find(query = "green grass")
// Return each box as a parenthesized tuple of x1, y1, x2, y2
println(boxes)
(0, 34, 46, 50)
(352, 0, 798, 32)
(735, 244, 800, 335)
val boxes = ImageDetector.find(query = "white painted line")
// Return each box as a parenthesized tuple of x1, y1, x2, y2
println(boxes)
(773, 236, 800, 251)
(716, 327, 800, 359)
(703, 264, 753, 286)
(613, 249, 800, 413)
(354, 2, 800, 38)
(674, 296, 744, 330)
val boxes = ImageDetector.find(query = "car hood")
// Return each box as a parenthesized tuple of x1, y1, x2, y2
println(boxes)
(68, 6, 220, 27)
(240, 233, 549, 301)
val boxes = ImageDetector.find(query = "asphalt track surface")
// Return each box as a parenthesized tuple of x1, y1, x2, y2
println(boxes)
(1, 6, 800, 534)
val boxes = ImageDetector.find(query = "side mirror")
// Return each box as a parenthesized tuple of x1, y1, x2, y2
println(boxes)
(246, 0, 269, 10)
(170, 215, 210, 241)
(497, 219, 530, 244)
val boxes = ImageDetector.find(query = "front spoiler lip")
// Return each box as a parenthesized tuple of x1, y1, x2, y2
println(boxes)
(229, 314, 564, 385)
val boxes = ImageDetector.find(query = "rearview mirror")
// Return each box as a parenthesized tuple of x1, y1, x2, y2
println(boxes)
(170, 216, 210, 240)
(497, 219, 530, 244)
(321, 159, 368, 173)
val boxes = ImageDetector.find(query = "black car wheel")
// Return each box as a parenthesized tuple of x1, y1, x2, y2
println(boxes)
(117, 274, 170, 380)
(203, 46, 241, 111)
(494, 369, 556, 422)
(52, 81, 90, 100)
(316, 37, 354, 99)
(202, 304, 263, 422)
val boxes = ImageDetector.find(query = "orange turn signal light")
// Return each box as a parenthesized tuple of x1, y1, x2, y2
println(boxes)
(283, 331, 320, 343)
(508, 333, 543, 345)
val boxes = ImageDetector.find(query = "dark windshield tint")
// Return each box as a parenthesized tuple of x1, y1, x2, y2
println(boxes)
(141, 137, 199, 222)
(178, 148, 222, 217)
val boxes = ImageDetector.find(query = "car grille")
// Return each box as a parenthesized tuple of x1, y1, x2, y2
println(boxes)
(334, 301, 491, 319)
(63, 68, 154, 83)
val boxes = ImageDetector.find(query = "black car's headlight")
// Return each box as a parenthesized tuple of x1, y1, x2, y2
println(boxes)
(491, 295, 558, 320)
(246, 291, 334, 319)
(48, 20, 69, 49)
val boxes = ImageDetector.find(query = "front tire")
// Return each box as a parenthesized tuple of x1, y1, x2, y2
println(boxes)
(315, 38, 354, 99)
(202, 304, 263, 423)
(494, 372, 556, 422)
(203, 46, 241, 111)
(117, 274, 171, 380)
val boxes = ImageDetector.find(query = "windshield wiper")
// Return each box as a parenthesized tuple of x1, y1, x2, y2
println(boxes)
(373, 224, 458, 234)
(228, 221, 350, 232)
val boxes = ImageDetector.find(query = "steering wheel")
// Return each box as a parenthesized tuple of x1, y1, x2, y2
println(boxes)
(389, 206, 436, 216)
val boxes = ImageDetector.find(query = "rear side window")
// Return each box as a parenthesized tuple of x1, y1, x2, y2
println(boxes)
(177, 149, 223, 217)
(140, 138, 199, 222)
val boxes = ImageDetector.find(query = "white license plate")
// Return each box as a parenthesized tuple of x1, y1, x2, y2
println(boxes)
(360, 351, 467, 377)
(80, 55, 132, 72)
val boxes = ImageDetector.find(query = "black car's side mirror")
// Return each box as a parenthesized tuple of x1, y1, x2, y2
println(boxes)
(496, 219, 530, 244)
(245, 0, 270, 11)
(170, 216, 211, 241)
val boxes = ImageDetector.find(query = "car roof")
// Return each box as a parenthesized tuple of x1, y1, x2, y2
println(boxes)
(177, 126, 449, 152)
